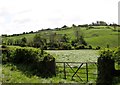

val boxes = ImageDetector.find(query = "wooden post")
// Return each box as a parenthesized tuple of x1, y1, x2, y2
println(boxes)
(86, 63, 88, 82)
(63, 62, 66, 79)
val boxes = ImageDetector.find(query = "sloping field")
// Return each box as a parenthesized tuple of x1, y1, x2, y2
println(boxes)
(46, 50, 99, 62)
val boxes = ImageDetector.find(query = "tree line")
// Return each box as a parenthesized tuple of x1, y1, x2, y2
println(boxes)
(2, 21, 119, 38)
(2, 27, 93, 50)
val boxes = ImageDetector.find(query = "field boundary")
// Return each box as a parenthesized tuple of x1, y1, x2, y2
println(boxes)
(56, 62, 97, 83)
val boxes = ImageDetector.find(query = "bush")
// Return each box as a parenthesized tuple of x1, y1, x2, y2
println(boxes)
(59, 43, 72, 50)
(97, 48, 116, 84)
(2, 46, 56, 77)
(96, 46, 101, 50)
(1, 45, 7, 48)
(113, 47, 120, 61)
(2, 46, 15, 63)
(75, 44, 85, 49)
(99, 48, 114, 59)
(88, 45, 92, 49)
(13, 47, 41, 64)
(99, 46, 120, 60)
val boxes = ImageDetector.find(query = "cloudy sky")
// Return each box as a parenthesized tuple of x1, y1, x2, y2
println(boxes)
(0, 0, 119, 35)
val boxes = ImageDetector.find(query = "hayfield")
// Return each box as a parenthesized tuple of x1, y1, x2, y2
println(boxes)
(46, 50, 99, 62)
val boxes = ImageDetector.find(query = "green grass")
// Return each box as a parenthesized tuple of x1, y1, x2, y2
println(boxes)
(2, 63, 78, 83)
(2, 26, 120, 48)
(56, 63, 97, 83)
(2, 49, 120, 84)
(46, 50, 99, 62)
(2, 49, 99, 83)
(46, 50, 98, 83)
(2, 63, 97, 83)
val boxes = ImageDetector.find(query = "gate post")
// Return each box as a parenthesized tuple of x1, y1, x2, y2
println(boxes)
(63, 62, 66, 79)
(97, 57, 115, 85)
(86, 63, 88, 82)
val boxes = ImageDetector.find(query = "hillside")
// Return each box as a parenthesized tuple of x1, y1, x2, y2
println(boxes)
(2, 26, 120, 49)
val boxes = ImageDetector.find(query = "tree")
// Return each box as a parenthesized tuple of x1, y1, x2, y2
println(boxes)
(74, 27, 87, 46)
(48, 32, 59, 49)
(14, 39, 21, 46)
(72, 24, 76, 27)
(98, 21, 107, 26)
(7, 39, 13, 45)
(33, 34, 46, 55)
(62, 25, 67, 28)
(20, 37, 27, 46)
(79, 36, 87, 46)
(60, 34, 69, 43)
(74, 27, 81, 41)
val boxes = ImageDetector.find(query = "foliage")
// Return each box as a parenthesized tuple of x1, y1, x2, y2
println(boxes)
(13, 47, 41, 64)
(20, 37, 27, 47)
(99, 47, 120, 61)
(2, 46, 56, 77)
(2, 46, 40, 63)
(59, 43, 72, 50)
(75, 44, 85, 49)
(2, 63, 77, 83)
(2, 26, 119, 49)
(99, 48, 114, 59)
(113, 47, 120, 61)
(97, 47, 120, 84)
(33, 34, 46, 48)
(96, 46, 101, 50)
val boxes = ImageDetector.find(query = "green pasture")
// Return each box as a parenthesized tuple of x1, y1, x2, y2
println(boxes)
(1, 48, 120, 84)
(2, 26, 120, 48)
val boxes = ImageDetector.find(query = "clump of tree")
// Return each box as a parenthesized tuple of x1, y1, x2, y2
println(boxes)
(20, 37, 27, 47)
(72, 27, 87, 49)
(33, 34, 47, 55)
(91, 21, 108, 26)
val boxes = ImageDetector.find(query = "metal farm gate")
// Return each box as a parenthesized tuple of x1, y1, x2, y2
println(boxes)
(56, 62, 97, 83)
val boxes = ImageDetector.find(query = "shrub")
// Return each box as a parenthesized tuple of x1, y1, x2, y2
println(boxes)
(75, 44, 85, 49)
(99, 46, 120, 61)
(59, 43, 72, 50)
(97, 48, 116, 84)
(2, 46, 56, 77)
(96, 46, 101, 50)
(113, 47, 120, 61)
(99, 48, 114, 59)
(2, 46, 15, 63)
(13, 47, 41, 64)
(1, 45, 7, 48)
(88, 45, 92, 49)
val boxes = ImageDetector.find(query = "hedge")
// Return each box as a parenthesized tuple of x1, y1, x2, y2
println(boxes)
(2, 46, 56, 77)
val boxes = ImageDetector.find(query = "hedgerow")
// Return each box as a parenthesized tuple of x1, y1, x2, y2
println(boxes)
(2, 46, 56, 77)
(99, 46, 120, 61)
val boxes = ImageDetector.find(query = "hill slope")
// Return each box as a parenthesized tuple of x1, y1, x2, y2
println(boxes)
(2, 26, 120, 49)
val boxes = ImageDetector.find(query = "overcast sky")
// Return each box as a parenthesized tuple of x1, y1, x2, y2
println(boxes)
(0, 0, 119, 35)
